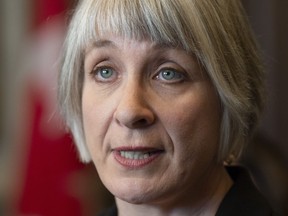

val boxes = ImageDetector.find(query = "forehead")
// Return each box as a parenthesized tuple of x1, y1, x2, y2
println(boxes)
(82, 36, 202, 73)
(77, 0, 197, 55)
(83, 35, 204, 80)
(85, 36, 179, 55)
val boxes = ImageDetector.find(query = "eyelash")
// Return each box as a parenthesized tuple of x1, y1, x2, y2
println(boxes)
(154, 68, 186, 83)
(89, 65, 188, 84)
(90, 66, 118, 83)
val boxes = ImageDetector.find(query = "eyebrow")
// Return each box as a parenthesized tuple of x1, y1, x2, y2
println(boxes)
(93, 40, 116, 48)
(85, 39, 180, 55)
(85, 40, 117, 54)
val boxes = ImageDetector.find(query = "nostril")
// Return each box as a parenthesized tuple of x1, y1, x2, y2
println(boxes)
(115, 109, 155, 128)
(114, 97, 155, 128)
(132, 118, 150, 128)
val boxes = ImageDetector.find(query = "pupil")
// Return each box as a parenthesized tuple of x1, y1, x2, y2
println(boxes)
(101, 69, 112, 78)
(163, 71, 174, 79)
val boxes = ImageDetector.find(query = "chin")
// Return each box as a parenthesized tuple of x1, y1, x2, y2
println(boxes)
(117, 193, 148, 205)
(114, 187, 152, 204)
(108, 180, 160, 205)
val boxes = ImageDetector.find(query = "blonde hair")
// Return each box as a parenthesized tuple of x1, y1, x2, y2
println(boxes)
(59, 0, 264, 163)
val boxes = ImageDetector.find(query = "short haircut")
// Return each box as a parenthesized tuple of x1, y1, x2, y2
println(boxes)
(59, 0, 264, 163)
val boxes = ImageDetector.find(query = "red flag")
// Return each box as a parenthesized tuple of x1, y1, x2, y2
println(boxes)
(17, 0, 87, 215)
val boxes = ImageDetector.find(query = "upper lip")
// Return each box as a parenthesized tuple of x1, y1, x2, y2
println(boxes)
(112, 146, 165, 152)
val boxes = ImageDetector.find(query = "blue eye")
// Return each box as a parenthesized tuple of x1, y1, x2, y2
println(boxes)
(157, 69, 184, 82)
(99, 68, 114, 79)
(91, 67, 117, 82)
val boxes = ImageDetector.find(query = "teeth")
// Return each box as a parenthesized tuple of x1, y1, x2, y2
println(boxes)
(120, 151, 150, 160)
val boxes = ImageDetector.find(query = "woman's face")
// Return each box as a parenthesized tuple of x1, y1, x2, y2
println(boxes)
(82, 35, 222, 205)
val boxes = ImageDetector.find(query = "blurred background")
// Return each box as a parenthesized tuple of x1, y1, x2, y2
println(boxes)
(0, 0, 287, 215)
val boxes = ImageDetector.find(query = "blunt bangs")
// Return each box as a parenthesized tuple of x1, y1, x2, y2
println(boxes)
(60, 0, 264, 163)
(61, 0, 201, 162)
(76, 0, 199, 52)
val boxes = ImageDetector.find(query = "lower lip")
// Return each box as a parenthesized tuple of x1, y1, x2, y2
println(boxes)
(113, 151, 163, 169)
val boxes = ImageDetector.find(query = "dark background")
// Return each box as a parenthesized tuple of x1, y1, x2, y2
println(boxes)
(242, 1, 288, 214)
(0, 0, 287, 215)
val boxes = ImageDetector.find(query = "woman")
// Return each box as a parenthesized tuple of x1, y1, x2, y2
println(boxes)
(59, 0, 277, 215)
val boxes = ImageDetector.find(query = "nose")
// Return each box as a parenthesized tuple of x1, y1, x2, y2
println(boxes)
(114, 83, 155, 129)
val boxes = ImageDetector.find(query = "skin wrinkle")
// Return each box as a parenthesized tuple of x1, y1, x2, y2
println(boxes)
(59, 1, 265, 215)
(82, 35, 232, 215)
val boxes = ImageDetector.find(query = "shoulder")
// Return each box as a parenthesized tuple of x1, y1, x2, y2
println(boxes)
(97, 167, 280, 216)
(216, 166, 280, 216)
(97, 204, 118, 216)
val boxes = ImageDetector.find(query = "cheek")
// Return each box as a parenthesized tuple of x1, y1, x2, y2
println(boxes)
(82, 85, 113, 130)
(82, 91, 97, 138)
(162, 90, 221, 160)
(82, 88, 107, 148)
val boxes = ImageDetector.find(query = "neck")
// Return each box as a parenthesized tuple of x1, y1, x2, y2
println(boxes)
(116, 166, 233, 216)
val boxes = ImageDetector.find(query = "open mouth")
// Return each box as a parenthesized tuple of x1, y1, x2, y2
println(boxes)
(119, 150, 162, 160)
(113, 148, 164, 168)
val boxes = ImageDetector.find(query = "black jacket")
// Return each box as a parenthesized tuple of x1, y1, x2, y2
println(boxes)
(98, 166, 278, 216)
